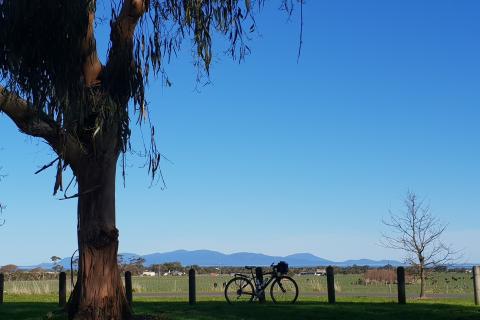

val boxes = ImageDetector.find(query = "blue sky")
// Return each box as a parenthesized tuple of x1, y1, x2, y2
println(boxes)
(0, 0, 479, 265)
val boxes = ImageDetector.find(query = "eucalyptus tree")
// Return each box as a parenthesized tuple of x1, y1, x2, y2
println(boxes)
(0, 0, 301, 319)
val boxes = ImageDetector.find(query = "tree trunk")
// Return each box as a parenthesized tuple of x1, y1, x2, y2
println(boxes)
(67, 153, 131, 320)
(419, 264, 426, 298)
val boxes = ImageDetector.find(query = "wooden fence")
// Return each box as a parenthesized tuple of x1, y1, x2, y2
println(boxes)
(0, 266, 479, 306)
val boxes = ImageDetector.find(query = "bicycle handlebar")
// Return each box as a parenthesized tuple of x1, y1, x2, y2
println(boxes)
(244, 263, 278, 271)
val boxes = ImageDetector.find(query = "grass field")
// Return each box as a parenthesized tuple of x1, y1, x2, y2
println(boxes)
(0, 295, 479, 320)
(3, 272, 474, 297)
(1, 273, 476, 319)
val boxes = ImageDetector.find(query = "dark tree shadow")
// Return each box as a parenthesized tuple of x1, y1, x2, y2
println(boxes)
(132, 300, 480, 320)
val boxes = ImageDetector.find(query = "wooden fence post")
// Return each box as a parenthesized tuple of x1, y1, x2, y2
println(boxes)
(326, 266, 335, 304)
(473, 266, 480, 306)
(189, 268, 196, 305)
(397, 267, 406, 304)
(0, 273, 4, 304)
(255, 267, 266, 303)
(125, 271, 132, 306)
(59, 272, 66, 307)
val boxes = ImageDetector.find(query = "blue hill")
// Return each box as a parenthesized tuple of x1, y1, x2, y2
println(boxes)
(138, 250, 399, 267)
(18, 249, 407, 269)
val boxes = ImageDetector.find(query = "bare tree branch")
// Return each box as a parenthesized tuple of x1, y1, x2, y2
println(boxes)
(34, 157, 60, 175)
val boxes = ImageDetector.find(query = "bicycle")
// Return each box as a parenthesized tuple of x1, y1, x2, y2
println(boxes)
(224, 261, 299, 304)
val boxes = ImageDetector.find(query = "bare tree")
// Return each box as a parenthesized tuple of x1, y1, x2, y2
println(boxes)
(381, 191, 458, 298)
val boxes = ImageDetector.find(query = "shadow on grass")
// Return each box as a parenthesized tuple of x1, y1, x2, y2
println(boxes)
(0, 300, 478, 320)
(133, 300, 480, 320)
(0, 302, 63, 320)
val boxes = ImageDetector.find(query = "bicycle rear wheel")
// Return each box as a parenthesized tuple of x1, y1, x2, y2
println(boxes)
(225, 277, 255, 304)
(270, 276, 299, 304)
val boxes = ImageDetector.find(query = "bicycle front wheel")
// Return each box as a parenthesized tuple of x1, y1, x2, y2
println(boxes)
(270, 276, 299, 304)
(225, 277, 255, 304)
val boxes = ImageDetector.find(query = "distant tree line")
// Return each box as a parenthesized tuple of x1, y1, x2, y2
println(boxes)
(0, 264, 72, 281)
(0, 262, 471, 282)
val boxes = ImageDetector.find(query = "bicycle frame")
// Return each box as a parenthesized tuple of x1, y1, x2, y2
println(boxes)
(234, 268, 279, 299)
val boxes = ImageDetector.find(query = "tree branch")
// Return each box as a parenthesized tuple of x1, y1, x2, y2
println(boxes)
(0, 86, 81, 168)
(0, 87, 59, 143)
(114, 0, 148, 39)
(82, 1, 103, 87)
(34, 157, 60, 175)
(105, 0, 148, 96)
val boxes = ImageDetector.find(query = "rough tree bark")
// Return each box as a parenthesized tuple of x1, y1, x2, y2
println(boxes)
(67, 148, 131, 320)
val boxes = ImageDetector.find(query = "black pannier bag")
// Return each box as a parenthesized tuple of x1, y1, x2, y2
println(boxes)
(276, 261, 289, 274)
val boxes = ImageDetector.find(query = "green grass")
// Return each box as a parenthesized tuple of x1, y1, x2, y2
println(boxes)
(121, 273, 476, 296)
(1, 296, 479, 320)
(133, 298, 480, 320)
(0, 295, 59, 320)
(0, 272, 476, 319)
(4, 272, 474, 296)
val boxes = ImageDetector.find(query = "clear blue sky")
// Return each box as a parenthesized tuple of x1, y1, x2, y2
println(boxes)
(1, 0, 479, 266)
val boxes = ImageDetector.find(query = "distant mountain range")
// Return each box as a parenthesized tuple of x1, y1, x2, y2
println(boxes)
(18, 250, 408, 270)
